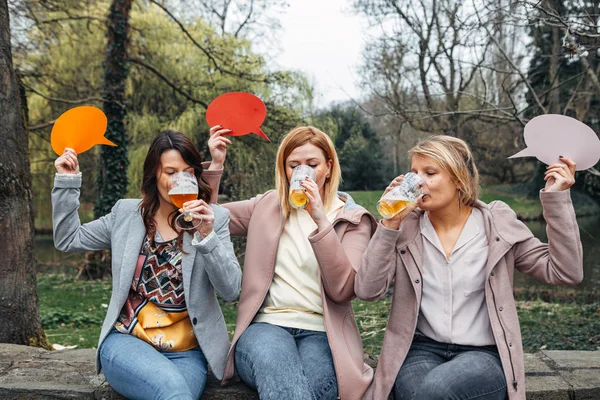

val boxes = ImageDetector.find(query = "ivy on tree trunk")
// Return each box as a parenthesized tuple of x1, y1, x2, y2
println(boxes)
(95, 0, 133, 219)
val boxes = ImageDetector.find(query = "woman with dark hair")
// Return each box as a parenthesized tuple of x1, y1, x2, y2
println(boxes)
(52, 130, 241, 400)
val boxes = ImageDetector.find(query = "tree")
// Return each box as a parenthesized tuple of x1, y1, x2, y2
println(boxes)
(0, 0, 49, 347)
(95, 0, 133, 219)
(313, 103, 389, 190)
(523, 0, 600, 198)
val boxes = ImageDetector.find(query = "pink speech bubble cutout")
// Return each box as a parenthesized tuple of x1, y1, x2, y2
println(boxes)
(509, 114, 600, 170)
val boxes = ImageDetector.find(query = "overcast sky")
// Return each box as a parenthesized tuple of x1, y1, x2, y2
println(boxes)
(273, 0, 369, 108)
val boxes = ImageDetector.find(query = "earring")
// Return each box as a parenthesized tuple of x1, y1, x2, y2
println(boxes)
(326, 172, 331, 178)
(458, 189, 462, 209)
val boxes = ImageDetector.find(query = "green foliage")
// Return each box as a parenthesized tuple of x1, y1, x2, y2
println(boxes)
(312, 103, 389, 191)
(41, 308, 104, 329)
(19, 1, 312, 227)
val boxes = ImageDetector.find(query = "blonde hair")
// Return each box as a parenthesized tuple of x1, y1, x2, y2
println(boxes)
(408, 135, 480, 207)
(275, 126, 341, 218)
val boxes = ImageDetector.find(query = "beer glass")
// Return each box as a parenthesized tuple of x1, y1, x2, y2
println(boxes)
(168, 172, 202, 230)
(377, 172, 425, 219)
(288, 165, 317, 210)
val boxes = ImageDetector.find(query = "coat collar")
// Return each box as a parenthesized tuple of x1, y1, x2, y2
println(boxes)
(117, 207, 146, 304)
(398, 200, 514, 275)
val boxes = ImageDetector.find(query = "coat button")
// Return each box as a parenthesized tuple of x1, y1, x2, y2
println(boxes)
(400, 250, 406, 254)
(192, 317, 198, 325)
(499, 307, 503, 312)
(490, 272, 494, 277)
(415, 279, 420, 284)
(495, 237, 500, 242)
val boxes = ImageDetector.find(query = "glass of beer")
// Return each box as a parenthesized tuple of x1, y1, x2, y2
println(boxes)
(168, 171, 202, 230)
(377, 172, 425, 219)
(289, 165, 317, 210)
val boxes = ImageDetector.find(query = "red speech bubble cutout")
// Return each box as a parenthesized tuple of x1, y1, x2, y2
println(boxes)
(206, 92, 270, 141)
(51, 106, 116, 155)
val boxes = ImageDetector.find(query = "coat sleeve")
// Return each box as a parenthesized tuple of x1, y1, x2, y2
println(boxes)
(308, 214, 374, 303)
(354, 221, 401, 301)
(52, 174, 116, 252)
(200, 161, 223, 204)
(492, 191, 583, 285)
(192, 205, 242, 301)
(220, 193, 271, 237)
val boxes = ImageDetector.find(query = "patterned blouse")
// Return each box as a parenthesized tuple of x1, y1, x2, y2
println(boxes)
(114, 233, 198, 352)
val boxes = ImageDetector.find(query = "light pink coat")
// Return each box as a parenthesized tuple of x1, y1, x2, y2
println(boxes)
(207, 172, 377, 399)
(355, 191, 583, 400)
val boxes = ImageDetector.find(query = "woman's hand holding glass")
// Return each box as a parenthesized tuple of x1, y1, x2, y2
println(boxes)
(168, 171, 204, 231)
(544, 156, 576, 192)
(380, 175, 422, 231)
(299, 176, 329, 231)
(55, 148, 79, 174)
(179, 198, 215, 238)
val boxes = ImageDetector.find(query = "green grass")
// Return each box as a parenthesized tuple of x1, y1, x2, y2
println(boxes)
(38, 274, 111, 348)
(38, 274, 599, 354)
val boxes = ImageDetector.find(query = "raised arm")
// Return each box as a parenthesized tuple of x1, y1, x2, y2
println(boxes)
(52, 149, 115, 252)
(510, 156, 583, 285)
(494, 193, 583, 285)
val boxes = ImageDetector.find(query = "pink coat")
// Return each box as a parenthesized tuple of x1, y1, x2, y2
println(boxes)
(355, 191, 583, 400)
(207, 173, 377, 399)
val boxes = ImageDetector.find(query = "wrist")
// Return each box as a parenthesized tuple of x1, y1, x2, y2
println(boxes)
(381, 218, 401, 230)
(208, 161, 223, 171)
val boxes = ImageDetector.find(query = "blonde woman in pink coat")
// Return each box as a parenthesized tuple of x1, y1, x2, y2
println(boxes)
(205, 125, 377, 400)
(355, 135, 583, 400)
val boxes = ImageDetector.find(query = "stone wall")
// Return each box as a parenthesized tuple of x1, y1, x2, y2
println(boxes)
(1, 344, 598, 399)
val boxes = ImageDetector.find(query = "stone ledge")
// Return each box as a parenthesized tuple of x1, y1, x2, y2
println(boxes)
(1, 344, 598, 399)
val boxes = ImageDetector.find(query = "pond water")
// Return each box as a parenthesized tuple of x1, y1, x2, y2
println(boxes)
(35, 215, 600, 294)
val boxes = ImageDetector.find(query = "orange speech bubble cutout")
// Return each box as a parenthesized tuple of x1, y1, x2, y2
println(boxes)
(51, 106, 116, 155)
(206, 92, 270, 141)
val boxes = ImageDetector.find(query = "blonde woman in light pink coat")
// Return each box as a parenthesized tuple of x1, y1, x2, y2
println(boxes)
(356, 135, 583, 400)
(206, 125, 377, 400)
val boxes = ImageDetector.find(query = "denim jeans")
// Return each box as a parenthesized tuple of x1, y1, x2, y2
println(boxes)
(394, 335, 507, 400)
(99, 329, 208, 400)
(235, 322, 338, 400)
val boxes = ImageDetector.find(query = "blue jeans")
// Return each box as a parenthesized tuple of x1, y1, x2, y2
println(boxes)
(99, 330, 208, 400)
(235, 322, 338, 400)
(394, 335, 507, 400)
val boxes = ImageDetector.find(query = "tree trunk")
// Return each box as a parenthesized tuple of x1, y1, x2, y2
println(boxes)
(86, 0, 133, 279)
(0, 0, 50, 348)
(95, 0, 132, 219)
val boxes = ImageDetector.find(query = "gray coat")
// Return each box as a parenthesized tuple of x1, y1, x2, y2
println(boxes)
(52, 173, 241, 379)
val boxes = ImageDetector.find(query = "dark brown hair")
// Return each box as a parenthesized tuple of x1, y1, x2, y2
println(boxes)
(139, 130, 212, 244)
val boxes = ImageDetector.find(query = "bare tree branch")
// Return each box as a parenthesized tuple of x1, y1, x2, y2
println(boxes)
(128, 57, 209, 108)
(23, 83, 105, 105)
